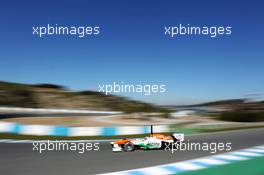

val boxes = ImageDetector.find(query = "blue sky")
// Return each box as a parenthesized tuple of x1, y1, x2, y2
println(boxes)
(0, 0, 263, 105)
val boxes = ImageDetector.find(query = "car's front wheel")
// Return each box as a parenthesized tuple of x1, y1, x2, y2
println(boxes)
(123, 142, 135, 152)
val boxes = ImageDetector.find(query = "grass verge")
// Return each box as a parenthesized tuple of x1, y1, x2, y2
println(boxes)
(1, 125, 264, 140)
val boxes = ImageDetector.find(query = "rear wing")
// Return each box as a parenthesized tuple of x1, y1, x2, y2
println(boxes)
(172, 133, 184, 142)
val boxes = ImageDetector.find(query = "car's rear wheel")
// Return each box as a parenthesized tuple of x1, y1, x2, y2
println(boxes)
(123, 142, 135, 152)
(161, 141, 173, 150)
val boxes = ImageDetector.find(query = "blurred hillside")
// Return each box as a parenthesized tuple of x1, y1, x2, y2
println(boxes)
(199, 99, 264, 111)
(0, 81, 170, 114)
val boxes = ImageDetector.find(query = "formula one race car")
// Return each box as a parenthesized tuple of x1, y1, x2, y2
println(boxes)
(111, 129, 184, 152)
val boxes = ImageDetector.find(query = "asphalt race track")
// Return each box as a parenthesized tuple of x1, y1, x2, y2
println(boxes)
(0, 128, 264, 175)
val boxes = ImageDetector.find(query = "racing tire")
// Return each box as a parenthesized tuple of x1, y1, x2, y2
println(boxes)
(123, 142, 135, 152)
(171, 135, 178, 143)
(161, 141, 173, 150)
(161, 141, 166, 149)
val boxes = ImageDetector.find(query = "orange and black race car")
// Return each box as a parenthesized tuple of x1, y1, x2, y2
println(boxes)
(111, 133, 184, 152)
